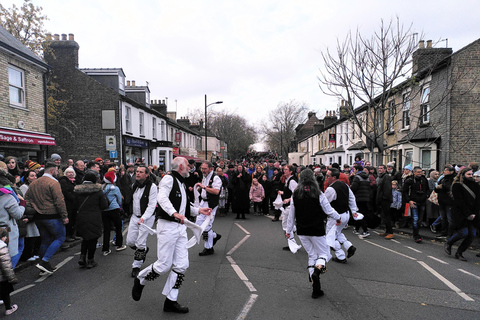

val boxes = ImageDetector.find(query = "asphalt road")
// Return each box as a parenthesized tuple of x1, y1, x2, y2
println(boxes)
(9, 213, 480, 320)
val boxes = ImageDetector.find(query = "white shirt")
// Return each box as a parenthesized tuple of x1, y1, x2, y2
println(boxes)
(200, 171, 222, 199)
(132, 180, 158, 219)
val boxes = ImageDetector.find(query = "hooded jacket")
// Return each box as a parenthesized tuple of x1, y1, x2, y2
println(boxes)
(74, 183, 108, 240)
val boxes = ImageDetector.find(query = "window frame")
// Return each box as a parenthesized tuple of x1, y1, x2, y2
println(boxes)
(420, 86, 430, 125)
(8, 65, 25, 109)
(387, 100, 395, 132)
(402, 93, 410, 129)
(152, 117, 157, 140)
(139, 112, 145, 136)
(125, 106, 132, 133)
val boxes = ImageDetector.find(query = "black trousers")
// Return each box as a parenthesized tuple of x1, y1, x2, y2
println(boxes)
(102, 208, 123, 251)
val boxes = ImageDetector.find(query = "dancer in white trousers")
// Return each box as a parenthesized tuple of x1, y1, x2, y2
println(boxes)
(324, 168, 359, 263)
(285, 169, 341, 298)
(126, 165, 157, 278)
(196, 161, 222, 256)
(131, 157, 211, 314)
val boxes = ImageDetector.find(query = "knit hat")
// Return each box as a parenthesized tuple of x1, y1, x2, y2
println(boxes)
(95, 157, 103, 162)
(104, 170, 116, 184)
(404, 164, 412, 171)
(387, 161, 395, 167)
(28, 161, 41, 171)
(51, 153, 61, 161)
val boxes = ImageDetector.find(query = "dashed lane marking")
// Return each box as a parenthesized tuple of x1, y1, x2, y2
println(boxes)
(364, 240, 417, 261)
(35, 256, 74, 283)
(428, 255, 449, 265)
(418, 261, 474, 301)
(458, 269, 480, 281)
(405, 246, 423, 253)
(236, 294, 258, 320)
(11, 284, 35, 296)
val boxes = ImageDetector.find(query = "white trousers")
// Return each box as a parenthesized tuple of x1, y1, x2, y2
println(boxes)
(298, 235, 329, 277)
(138, 219, 189, 301)
(196, 202, 217, 249)
(325, 212, 352, 260)
(126, 215, 155, 268)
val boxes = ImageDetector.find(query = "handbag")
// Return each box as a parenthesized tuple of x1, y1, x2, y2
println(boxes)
(404, 202, 411, 217)
(428, 190, 439, 205)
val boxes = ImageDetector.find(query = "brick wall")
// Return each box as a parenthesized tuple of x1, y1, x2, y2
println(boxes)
(0, 52, 46, 132)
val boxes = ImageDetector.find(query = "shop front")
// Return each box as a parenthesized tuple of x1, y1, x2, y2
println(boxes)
(0, 127, 56, 163)
(124, 136, 149, 165)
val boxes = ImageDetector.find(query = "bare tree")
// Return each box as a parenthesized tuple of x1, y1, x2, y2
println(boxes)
(261, 100, 308, 160)
(0, 0, 48, 57)
(318, 17, 420, 165)
(209, 111, 257, 160)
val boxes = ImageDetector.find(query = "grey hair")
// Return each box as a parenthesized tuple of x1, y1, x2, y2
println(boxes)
(172, 157, 187, 171)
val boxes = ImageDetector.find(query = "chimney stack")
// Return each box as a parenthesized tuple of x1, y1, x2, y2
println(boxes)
(68, 33, 74, 41)
(54, 34, 60, 41)
(46, 33, 52, 41)
(132, 80, 136, 87)
(426, 40, 433, 48)
(126, 80, 130, 86)
(44, 32, 80, 69)
(61, 34, 67, 41)
(419, 40, 425, 49)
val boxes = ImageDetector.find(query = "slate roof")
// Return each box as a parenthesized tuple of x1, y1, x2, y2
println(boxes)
(0, 25, 48, 68)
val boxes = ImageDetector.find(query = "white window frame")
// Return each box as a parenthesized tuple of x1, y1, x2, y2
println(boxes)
(388, 100, 395, 132)
(152, 117, 157, 139)
(420, 86, 430, 125)
(402, 93, 410, 129)
(139, 112, 145, 136)
(125, 106, 132, 133)
(8, 65, 25, 108)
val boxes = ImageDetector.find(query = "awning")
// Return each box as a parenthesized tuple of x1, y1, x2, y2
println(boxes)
(0, 128, 56, 146)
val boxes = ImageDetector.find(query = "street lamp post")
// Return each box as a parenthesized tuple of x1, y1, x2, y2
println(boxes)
(205, 94, 223, 160)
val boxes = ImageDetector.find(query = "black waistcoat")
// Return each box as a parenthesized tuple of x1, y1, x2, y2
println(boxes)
(293, 193, 327, 236)
(156, 172, 191, 221)
(329, 181, 350, 214)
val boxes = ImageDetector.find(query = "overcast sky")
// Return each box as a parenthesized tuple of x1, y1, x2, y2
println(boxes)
(6, 0, 480, 132)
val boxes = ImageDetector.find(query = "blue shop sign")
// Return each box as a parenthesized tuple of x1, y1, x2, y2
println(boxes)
(125, 137, 149, 148)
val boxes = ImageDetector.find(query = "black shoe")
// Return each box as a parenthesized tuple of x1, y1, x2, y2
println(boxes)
(78, 254, 86, 268)
(213, 234, 222, 247)
(332, 257, 347, 264)
(455, 252, 467, 261)
(347, 246, 356, 258)
(199, 248, 214, 256)
(235, 215, 241, 219)
(282, 246, 290, 251)
(444, 243, 452, 255)
(131, 267, 140, 278)
(132, 277, 144, 301)
(36, 260, 56, 274)
(86, 259, 98, 269)
(311, 268, 324, 299)
(164, 298, 189, 313)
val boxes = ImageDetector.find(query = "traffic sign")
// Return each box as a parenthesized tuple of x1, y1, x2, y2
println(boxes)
(110, 150, 117, 158)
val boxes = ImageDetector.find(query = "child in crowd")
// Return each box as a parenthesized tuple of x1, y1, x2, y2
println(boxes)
(390, 180, 402, 225)
(249, 178, 265, 215)
(0, 228, 18, 315)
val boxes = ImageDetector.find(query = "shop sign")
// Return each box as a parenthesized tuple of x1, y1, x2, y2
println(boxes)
(0, 129, 56, 146)
(125, 137, 149, 148)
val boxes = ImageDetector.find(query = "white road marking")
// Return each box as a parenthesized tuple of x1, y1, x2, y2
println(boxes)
(11, 284, 35, 296)
(227, 234, 250, 256)
(364, 240, 417, 261)
(428, 256, 449, 265)
(405, 246, 422, 253)
(391, 239, 401, 244)
(458, 269, 480, 281)
(418, 261, 474, 301)
(235, 223, 250, 235)
(35, 256, 74, 283)
(236, 294, 258, 320)
(226, 256, 257, 292)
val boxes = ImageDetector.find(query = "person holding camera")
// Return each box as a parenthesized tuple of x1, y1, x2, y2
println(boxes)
(403, 166, 429, 243)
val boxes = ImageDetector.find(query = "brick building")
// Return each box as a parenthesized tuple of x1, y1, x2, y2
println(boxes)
(0, 25, 55, 162)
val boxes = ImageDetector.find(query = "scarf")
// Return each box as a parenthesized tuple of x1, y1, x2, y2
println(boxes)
(171, 170, 186, 184)
(134, 179, 148, 189)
